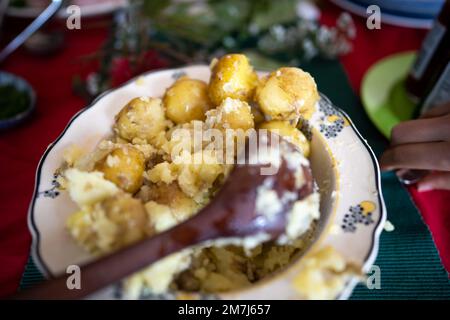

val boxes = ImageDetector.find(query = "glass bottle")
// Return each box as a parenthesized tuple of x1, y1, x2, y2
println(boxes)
(405, 0, 450, 103)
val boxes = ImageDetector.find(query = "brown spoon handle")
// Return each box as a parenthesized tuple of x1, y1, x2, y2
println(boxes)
(13, 200, 226, 300)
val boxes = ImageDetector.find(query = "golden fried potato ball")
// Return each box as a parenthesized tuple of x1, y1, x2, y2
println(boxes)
(114, 97, 167, 144)
(255, 67, 319, 121)
(207, 97, 254, 131)
(259, 120, 310, 157)
(95, 146, 145, 194)
(163, 77, 212, 124)
(101, 194, 151, 249)
(208, 54, 258, 105)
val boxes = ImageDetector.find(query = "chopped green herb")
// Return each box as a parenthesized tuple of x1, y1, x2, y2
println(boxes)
(0, 84, 30, 119)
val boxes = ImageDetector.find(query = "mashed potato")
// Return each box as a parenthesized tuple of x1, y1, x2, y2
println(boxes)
(59, 54, 338, 299)
(293, 246, 361, 299)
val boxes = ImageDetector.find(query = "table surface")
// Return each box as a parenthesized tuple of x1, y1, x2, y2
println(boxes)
(1, 2, 449, 299)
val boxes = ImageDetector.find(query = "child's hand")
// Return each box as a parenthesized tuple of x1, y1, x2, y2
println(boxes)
(380, 102, 450, 191)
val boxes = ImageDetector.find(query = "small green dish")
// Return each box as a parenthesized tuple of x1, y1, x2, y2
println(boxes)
(0, 71, 36, 130)
(361, 51, 418, 139)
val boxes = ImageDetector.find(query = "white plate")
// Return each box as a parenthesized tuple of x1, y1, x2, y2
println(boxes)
(28, 66, 386, 299)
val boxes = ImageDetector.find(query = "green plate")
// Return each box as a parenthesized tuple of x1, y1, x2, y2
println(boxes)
(361, 51, 418, 138)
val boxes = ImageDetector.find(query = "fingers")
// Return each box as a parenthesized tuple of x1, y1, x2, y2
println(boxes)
(420, 101, 450, 119)
(383, 102, 450, 173)
(417, 171, 450, 192)
(380, 141, 450, 171)
(390, 113, 450, 146)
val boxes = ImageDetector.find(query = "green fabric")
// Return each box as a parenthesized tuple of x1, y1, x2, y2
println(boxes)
(19, 256, 44, 291)
(20, 59, 450, 299)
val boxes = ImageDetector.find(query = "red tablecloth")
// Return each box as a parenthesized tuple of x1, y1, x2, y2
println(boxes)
(0, 25, 107, 297)
(0, 3, 448, 298)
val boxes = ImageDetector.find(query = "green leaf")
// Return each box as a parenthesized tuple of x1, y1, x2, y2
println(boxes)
(209, 0, 251, 32)
(249, 0, 298, 31)
(243, 50, 284, 71)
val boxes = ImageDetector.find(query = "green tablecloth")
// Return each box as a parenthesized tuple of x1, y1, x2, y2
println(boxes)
(19, 60, 450, 299)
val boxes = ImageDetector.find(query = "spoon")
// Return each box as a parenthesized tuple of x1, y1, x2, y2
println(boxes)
(0, 0, 64, 64)
(14, 132, 313, 299)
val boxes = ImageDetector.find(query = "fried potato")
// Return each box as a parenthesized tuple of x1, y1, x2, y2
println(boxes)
(259, 120, 310, 157)
(95, 146, 145, 194)
(206, 97, 254, 131)
(164, 77, 212, 124)
(114, 97, 167, 144)
(255, 67, 319, 121)
(101, 194, 150, 247)
(208, 54, 258, 105)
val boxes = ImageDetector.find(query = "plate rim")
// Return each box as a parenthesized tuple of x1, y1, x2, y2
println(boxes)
(328, 101, 387, 299)
(27, 65, 387, 298)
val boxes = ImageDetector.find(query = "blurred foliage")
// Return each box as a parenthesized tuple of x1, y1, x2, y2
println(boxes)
(139, 0, 354, 66)
(143, 0, 298, 46)
(75, 0, 355, 99)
